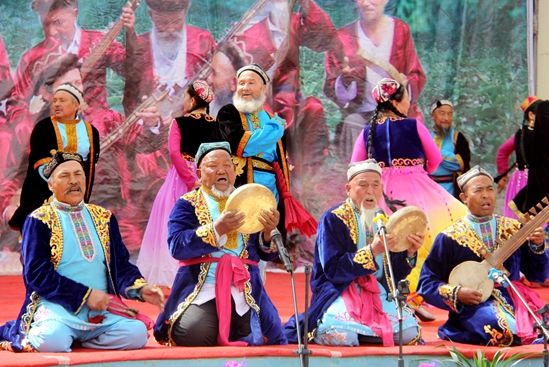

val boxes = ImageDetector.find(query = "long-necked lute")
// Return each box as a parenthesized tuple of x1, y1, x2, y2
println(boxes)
(449, 197, 549, 302)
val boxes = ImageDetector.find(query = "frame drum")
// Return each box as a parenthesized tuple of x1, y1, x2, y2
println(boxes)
(224, 183, 277, 234)
(385, 206, 428, 252)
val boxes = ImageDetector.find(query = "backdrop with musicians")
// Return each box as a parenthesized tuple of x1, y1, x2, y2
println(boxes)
(0, 0, 529, 270)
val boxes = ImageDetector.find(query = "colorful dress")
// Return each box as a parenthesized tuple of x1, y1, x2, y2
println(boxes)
(496, 131, 528, 219)
(137, 112, 217, 287)
(418, 214, 548, 346)
(284, 199, 419, 345)
(351, 117, 467, 292)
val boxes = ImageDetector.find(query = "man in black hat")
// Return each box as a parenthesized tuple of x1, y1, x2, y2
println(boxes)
(0, 151, 164, 353)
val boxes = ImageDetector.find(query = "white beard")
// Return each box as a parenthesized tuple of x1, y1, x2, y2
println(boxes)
(360, 206, 377, 231)
(154, 29, 184, 60)
(211, 185, 235, 198)
(233, 93, 266, 114)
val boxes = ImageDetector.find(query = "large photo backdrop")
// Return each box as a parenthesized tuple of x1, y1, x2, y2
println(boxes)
(0, 0, 528, 272)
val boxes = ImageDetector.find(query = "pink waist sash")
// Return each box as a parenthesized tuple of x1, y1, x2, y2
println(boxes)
(179, 255, 259, 346)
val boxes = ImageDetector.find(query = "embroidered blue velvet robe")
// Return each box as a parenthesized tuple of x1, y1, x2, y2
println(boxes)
(418, 216, 549, 346)
(0, 203, 146, 352)
(153, 188, 287, 346)
(284, 201, 413, 343)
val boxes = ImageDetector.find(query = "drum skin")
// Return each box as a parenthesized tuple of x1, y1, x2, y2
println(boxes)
(225, 183, 277, 234)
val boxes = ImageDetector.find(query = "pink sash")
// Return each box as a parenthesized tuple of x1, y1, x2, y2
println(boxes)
(179, 255, 258, 346)
(507, 280, 545, 344)
(106, 295, 154, 330)
(341, 275, 394, 346)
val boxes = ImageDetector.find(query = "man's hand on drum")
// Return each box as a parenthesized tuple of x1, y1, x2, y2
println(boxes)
(406, 232, 425, 257)
(258, 208, 280, 242)
(215, 210, 245, 236)
(457, 287, 483, 306)
(370, 234, 396, 256)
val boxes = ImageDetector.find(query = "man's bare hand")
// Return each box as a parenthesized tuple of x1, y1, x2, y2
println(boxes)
(87, 289, 110, 311)
(140, 284, 165, 309)
(258, 208, 280, 240)
(457, 287, 483, 306)
(136, 96, 161, 127)
(527, 226, 545, 245)
(215, 210, 245, 236)
(370, 233, 395, 256)
(121, 2, 137, 30)
(406, 232, 425, 257)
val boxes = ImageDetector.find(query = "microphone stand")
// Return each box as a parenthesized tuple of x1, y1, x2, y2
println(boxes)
(375, 215, 408, 367)
(537, 304, 549, 367)
(276, 237, 310, 367)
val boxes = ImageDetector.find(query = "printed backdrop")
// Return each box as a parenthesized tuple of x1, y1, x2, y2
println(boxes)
(0, 0, 529, 273)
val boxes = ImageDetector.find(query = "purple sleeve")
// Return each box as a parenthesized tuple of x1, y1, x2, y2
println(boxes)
(350, 129, 367, 162)
(416, 121, 442, 173)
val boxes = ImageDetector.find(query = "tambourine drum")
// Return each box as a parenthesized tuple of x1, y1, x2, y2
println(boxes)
(224, 183, 277, 234)
(385, 206, 428, 252)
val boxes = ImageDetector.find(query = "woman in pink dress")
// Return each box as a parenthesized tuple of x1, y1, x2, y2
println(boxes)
(137, 80, 216, 287)
(350, 78, 466, 318)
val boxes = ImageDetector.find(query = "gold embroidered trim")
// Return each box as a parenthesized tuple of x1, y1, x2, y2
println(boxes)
(125, 278, 148, 298)
(76, 288, 92, 314)
(483, 289, 514, 346)
(444, 217, 519, 258)
(332, 202, 358, 245)
(87, 204, 112, 265)
(391, 158, 424, 167)
(438, 284, 460, 312)
(20, 292, 40, 337)
(31, 205, 63, 268)
(231, 156, 246, 176)
(251, 158, 273, 171)
(167, 262, 210, 345)
(65, 123, 78, 152)
(455, 154, 464, 171)
(196, 224, 217, 248)
(354, 247, 376, 271)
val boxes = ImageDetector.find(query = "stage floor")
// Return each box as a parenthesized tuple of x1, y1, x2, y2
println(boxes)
(0, 272, 548, 367)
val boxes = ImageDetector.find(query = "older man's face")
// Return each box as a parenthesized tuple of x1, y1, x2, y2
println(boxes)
(236, 71, 266, 102)
(40, 8, 78, 49)
(198, 150, 236, 193)
(149, 8, 186, 39)
(432, 105, 454, 133)
(346, 171, 383, 209)
(48, 160, 86, 206)
(208, 51, 236, 95)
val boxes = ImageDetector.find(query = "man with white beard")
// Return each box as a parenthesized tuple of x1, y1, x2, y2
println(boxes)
(153, 141, 287, 346)
(216, 63, 287, 203)
(123, 0, 215, 116)
(284, 159, 423, 346)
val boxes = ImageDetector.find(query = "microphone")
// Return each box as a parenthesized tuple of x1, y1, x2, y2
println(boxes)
(270, 229, 293, 272)
(373, 208, 388, 233)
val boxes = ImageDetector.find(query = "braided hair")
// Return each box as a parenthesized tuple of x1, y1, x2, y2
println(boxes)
(367, 82, 408, 212)
(366, 83, 407, 159)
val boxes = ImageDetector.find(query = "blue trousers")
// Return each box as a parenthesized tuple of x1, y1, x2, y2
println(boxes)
(27, 313, 148, 352)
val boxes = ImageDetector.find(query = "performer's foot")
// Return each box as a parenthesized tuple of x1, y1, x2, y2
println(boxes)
(413, 305, 436, 322)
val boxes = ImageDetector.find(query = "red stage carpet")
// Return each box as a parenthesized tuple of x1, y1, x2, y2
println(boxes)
(0, 273, 548, 367)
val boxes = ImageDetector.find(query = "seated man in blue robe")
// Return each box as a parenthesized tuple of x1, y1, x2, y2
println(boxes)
(285, 159, 423, 346)
(0, 151, 164, 352)
(418, 165, 548, 346)
(154, 142, 287, 346)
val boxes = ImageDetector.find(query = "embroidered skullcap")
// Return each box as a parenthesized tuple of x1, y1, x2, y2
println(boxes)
(145, 0, 189, 12)
(430, 99, 454, 114)
(54, 83, 83, 105)
(347, 159, 382, 182)
(195, 142, 232, 168)
(520, 96, 539, 112)
(372, 78, 401, 104)
(192, 79, 214, 104)
(236, 63, 270, 85)
(456, 165, 494, 191)
(43, 151, 84, 180)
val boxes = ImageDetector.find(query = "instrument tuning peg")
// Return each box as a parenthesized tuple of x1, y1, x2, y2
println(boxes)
(536, 203, 544, 210)
(529, 208, 537, 216)
(542, 197, 549, 206)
